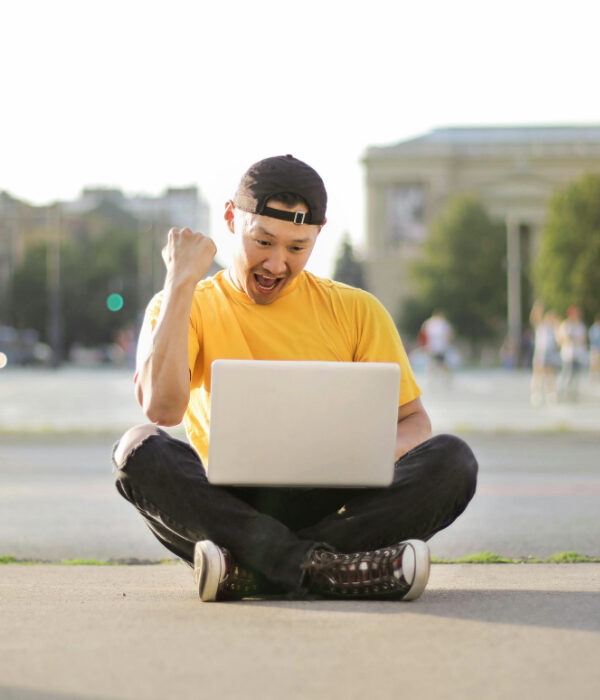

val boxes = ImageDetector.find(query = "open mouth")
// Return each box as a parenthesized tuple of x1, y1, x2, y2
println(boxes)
(254, 274, 284, 294)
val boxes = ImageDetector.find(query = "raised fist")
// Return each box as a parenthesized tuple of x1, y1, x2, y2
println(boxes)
(162, 227, 217, 287)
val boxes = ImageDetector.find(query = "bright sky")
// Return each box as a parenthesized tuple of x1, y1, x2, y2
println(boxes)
(2, 0, 599, 277)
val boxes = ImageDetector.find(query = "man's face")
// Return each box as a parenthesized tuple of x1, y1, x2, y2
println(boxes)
(224, 199, 323, 305)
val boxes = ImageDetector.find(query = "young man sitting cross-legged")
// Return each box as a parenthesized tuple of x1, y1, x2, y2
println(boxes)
(112, 155, 478, 601)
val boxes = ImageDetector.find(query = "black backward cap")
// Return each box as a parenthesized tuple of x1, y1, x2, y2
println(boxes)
(233, 154, 327, 225)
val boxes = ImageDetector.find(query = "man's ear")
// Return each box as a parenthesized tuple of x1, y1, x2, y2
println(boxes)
(224, 201, 235, 233)
(316, 217, 327, 236)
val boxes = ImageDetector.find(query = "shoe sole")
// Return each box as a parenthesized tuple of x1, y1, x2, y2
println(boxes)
(194, 540, 225, 602)
(400, 539, 431, 601)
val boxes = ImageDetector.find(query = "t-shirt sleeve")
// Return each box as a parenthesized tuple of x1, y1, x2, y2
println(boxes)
(352, 291, 421, 406)
(134, 291, 201, 381)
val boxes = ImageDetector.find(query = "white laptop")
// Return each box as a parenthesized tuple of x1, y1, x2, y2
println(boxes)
(207, 360, 400, 487)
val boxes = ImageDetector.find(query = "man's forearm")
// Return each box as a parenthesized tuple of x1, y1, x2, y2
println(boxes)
(395, 411, 432, 461)
(136, 277, 196, 425)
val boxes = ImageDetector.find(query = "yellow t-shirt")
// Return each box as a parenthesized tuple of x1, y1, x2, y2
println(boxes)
(139, 269, 420, 464)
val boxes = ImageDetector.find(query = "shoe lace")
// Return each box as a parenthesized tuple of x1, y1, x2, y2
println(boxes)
(220, 551, 260, 596)
(302, 545, 408, 594)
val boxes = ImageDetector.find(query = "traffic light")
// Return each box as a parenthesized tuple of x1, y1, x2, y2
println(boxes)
(106, 293, 124, 312)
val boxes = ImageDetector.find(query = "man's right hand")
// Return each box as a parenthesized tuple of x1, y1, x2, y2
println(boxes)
(162, 227, 217, 287)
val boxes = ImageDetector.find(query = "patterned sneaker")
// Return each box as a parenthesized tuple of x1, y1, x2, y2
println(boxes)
(301, 539, 430, 600)
(194, 540, 261, 602)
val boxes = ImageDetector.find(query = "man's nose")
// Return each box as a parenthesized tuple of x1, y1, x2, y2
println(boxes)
(263, 248, 287, 275)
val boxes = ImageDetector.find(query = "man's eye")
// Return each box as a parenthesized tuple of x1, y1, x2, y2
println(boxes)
(256, 240, 270, 246)
(291, 246, 304, 252)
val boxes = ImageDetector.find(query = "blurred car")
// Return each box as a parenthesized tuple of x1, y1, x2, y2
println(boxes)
(0, 325, 52, 366)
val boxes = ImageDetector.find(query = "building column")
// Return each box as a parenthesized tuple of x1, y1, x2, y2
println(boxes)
(506, 216, 522, 366)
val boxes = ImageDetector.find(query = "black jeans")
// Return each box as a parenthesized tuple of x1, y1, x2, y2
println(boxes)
(113, 430, 478, 591)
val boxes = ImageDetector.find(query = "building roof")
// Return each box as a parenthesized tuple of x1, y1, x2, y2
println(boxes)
(366, 125, 600, 159)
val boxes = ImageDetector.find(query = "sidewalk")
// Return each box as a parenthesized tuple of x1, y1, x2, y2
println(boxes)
(1, 563, 598, 700)
(1, 366, 600, 434)
(421, 368, 600, 433)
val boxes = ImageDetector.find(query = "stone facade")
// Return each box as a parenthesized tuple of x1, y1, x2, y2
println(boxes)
(362, 126, 600, 326)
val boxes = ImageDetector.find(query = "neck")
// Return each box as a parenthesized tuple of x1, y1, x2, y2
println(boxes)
(226, 267, 243, 292)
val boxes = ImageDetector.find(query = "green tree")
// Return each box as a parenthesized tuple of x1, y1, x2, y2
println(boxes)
(534, 173, 600, 322)
(401, 196, 506, 344)
(10, 240, 48, 335)
(61, 225, 139, 347)
(333, 233, 367, 289)
(398, 296, 434, 339)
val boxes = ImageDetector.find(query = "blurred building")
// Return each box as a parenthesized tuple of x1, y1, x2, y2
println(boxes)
(62, 185, 214, 306)
(63, 185, 210, 235)
(363, 125, 600, 323)
(0, 186, 213, 325)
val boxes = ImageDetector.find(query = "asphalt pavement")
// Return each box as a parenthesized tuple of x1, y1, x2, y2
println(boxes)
(1, 563, 598, 700)
(1, 432, 599, 561)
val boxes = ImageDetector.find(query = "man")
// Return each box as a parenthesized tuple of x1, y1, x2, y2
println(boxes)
(557, 305, 588, 401)
(590, 315, 600, 381)
(113, 155, 477, 602)
(420, 310, 454, 381)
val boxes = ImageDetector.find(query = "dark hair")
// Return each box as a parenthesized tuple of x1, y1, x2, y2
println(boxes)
(267, 192, 308, 208)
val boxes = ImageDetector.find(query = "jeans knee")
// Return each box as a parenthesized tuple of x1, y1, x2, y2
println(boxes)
(112, 423, 160, 470)
(429, 434, 478, 497)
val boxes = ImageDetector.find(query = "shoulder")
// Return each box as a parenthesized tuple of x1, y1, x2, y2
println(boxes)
(193, 269, 227, 298)
(146, 270, 226, 309)
(144, 290, 164, 319)
(302, 273, 394, 335)
(189, 271, 232, 315)
(302, 271, 379, 306)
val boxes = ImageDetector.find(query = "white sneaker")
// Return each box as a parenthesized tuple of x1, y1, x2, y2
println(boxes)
(193, 540, 260, 602)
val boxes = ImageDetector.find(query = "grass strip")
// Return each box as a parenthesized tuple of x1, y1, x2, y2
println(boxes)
(431, 550, 600, 564)
(0, 555, 177, 565)
(2, 551, 600, 565)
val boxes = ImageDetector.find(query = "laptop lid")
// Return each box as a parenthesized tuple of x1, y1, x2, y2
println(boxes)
(207, 360, 400, 487)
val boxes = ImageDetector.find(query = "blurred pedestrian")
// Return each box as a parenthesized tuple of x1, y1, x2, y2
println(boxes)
(530, 305, 560, 406)
(557, 306, 587, 402)
(588, 315, 600, 382)
(420, 311, 453, 384)
(520, 327, 535, 369)
(115, 323, 137, 369)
